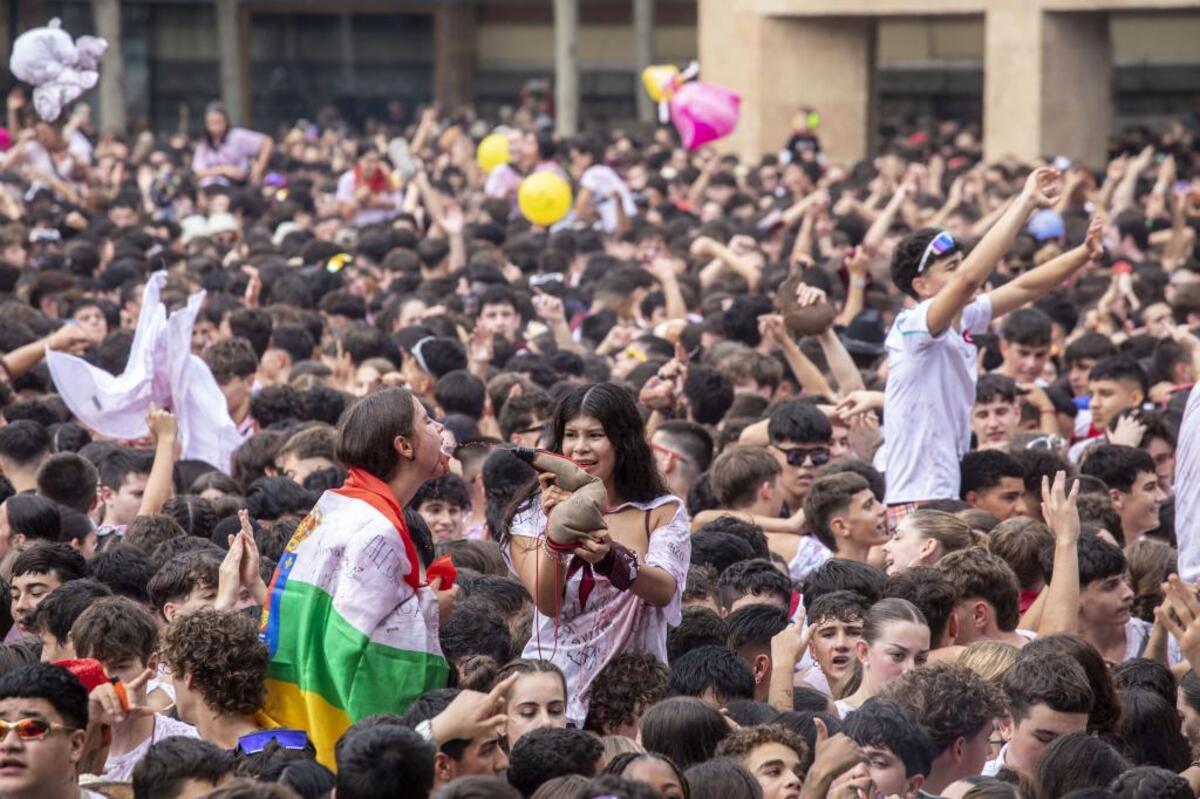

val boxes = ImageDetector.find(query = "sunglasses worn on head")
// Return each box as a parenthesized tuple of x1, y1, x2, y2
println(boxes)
(776, 446, 831, 467)
(0, 718, 75, 741)
(916, 231, 957, 274)
(236, 729, 310, 755)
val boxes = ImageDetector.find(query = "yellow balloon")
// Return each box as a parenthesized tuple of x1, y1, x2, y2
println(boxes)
(518, 172, 573, 227)
(642, 64, 680, 104)
(476, 132, 510, 173)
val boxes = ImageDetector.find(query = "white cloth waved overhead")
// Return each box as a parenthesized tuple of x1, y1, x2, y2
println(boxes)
(46, 271, 242, 473)
(9, 18, 107, 122)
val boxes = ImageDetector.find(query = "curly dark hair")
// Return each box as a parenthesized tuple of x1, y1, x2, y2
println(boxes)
(878, 662, 1006, 755)
(162, 608, 268, 716)
(584, 652, 670, 735)
(891, 228, 956, 300)
(714, 723, 809, 780)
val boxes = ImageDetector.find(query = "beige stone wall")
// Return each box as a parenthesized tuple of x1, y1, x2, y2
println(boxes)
(476, 22, 697, 69)
(878, 13, 1200, 65)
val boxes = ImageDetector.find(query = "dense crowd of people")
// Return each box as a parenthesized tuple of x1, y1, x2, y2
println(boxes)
(0, 79, 1194, 799)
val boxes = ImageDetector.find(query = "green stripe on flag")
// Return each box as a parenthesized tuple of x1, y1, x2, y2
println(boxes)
(266, 579, 449, 721)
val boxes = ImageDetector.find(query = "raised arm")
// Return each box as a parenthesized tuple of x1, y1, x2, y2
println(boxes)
(4, 325, 93, 379)
(1110, 146, 1154, 216)
(251, 135, 274, 184)
(759, 315, 835, 398)
(987, 211, 1103, 319)
(926, 167, 1060, 336)
(137, 405, 178, 518)
(1035, 472, 1082, 636)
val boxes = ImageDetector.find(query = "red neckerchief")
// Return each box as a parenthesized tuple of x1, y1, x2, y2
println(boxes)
(333, 468, 421, 591)
(353, 164, 390, 195)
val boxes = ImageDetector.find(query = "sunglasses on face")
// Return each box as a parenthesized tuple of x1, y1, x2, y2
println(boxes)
(775, 446, 831, 467)
(1026, 435, 1066, 451)
(236, 729, 310, 755)
(916, 230, 958, 274)
(0, 718, 75, 741)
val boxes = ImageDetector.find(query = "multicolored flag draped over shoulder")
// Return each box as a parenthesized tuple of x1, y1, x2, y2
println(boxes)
(259, 468, 449, 767)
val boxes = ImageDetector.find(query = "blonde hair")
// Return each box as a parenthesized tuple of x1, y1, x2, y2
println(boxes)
(958, 640, 1020, 685)
(601, 734, 646, 765)
(905, 510, 985, 558)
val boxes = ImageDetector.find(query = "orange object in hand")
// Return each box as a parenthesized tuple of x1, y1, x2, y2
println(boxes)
(111, 679, 129, 712)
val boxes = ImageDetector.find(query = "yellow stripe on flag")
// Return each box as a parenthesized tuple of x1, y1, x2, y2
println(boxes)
(263, 677, 354, 770)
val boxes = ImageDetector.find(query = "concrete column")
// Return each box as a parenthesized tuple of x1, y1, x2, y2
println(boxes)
(91, 0, 126, 135)
(983, 1, 1042, 162)
(633, 0, 655, 123)
(1040, 12, 1110, 168)
(434, 1, 477, 110)
(984, 2, 1112, 167)
(702, 1, 876, 164)
(216, 0, 248, 126)
(554, 0, 579, 137)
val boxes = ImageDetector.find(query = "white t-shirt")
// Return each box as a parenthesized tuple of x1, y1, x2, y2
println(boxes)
(102, 714, 198, 782)
(579, 165, 635, 234)
(883, 295, 993, 504)
(787, 536, 831, 583)
(1124, 617, 1184, 665)
(506, 494, 691, 725)
(982, 743, 1009, 776)
(334, 170, 402, 228)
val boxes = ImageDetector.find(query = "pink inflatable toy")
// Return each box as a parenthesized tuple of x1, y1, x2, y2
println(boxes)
(669, 80, 742, 151)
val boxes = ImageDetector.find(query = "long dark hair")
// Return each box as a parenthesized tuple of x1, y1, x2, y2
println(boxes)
(500, 383, 668, 545)
(639, 697, 729, 770)
(1116, 688, 1191, 772)
(203, 101, 232, 148)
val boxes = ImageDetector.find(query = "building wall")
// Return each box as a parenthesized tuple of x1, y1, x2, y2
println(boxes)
(23, 1, 1200, 134)
(877, 13, 1200, 64)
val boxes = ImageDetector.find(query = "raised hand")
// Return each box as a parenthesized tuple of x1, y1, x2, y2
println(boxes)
(1084, 212, 1106, 261)
(1107, 413, 1147, 447)
(88, 668, 155, 726)
(1156, 575, 1200, 665)
(429, 673, 518, 745)
(47, 324, 94, 354)
(532, 291, 566, 325)
(770, 608, 814, 666)
(1040, 471, 1080, 546)
(689, 236, 717, 259)
(236, 509, 263, 596)
(538, 472, 572, 517)
(758, 313, 787, 348)
(795, 283, 828, 307)
(145, 403, 177, 443)
(845, 246, 870, 280)
(835, 390, 885, 419)
(801, 717, 865, 799)
(468, 325, 494, 367)
(1022, 166, 1063, 209)
(440, 203, 465, 236)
